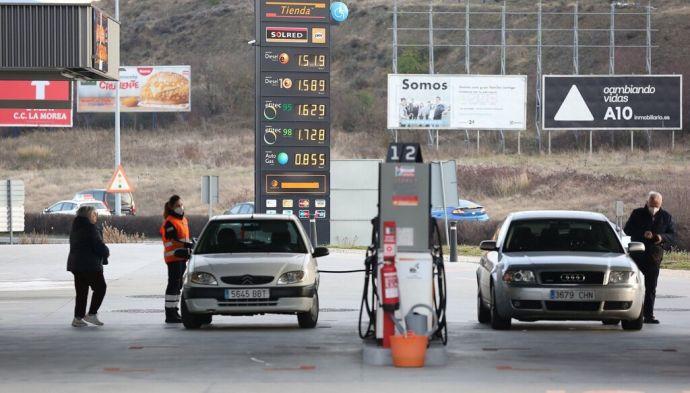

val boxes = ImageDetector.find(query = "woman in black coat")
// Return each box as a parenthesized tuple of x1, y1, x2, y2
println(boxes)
(66, 205, 110, 327)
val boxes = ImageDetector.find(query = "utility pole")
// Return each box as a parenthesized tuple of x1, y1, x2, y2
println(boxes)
(114, 0, 122, 216)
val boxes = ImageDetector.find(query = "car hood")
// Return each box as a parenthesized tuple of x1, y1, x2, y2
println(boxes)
(191, 253, 310, 278)
(501, 252, 636, 271)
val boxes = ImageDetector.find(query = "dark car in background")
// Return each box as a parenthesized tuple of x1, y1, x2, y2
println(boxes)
(74, 189, 137, 216)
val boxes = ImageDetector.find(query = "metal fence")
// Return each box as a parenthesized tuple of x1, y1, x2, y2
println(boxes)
(389, 0, 671, 154)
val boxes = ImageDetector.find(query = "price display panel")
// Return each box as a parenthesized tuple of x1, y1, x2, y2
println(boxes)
(261, 97, 329, 122)
(261, 47, 329, 73)
(259, 0, 330, 23)
(261, 122, 329, 147)
(261, 146, 329, 171)
(261, 72, 330, 97)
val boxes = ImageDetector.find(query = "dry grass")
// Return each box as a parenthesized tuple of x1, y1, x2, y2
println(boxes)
(19, 230, 49, 244)
(102, 224, 146, 243)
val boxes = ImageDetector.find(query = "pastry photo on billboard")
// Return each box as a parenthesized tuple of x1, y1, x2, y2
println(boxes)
(76, 66, 191, 113)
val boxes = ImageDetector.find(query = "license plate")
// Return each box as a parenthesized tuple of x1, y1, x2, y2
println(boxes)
(549, 289, 596, 301)
(225, 289, 270, 300)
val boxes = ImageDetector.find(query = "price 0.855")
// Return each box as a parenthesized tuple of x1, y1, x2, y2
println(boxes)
(294, 153, 326, 167)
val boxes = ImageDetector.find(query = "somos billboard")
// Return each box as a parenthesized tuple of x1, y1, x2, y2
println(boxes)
(77, 66, 191, 112)
(0, 80, 73, 127)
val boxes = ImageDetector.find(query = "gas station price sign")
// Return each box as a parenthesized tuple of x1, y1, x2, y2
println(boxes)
(255, 0, 332, 244)
(261, 47, 330, 73)
(261, 72, 330, 97)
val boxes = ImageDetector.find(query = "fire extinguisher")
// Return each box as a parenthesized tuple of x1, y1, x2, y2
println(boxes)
(381, 259, 400, 312)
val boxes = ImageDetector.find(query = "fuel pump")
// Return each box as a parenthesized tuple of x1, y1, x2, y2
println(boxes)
(359, 143, 448, 366)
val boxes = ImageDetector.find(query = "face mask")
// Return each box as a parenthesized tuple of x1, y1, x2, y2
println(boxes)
(648, 206, 659, 215)
(174, 207, 184, 216)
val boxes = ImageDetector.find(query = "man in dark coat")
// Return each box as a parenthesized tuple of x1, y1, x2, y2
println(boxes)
(624, 191, 675, 324)
(67, 205, 110, 327)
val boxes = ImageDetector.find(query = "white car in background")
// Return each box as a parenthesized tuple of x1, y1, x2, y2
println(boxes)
(42, 200, 111, 216)
(179, 214, 329, 329)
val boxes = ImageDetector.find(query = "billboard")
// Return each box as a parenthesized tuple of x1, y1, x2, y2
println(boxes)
(77, 66, 191, 112)
(543, 75, 683, 130)
(0, 80, 73, 127)
(387, 74, 527, 130)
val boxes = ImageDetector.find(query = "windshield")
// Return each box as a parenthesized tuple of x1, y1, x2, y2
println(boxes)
(503, 219, 624, 253)
(195, 219, 308, 255)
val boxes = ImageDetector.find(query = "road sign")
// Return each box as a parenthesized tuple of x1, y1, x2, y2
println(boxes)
(255, 0, 332, 244)
(543, 75, 683, 130)
(106, 164, 133, 193)
(0, 79, 73, 127)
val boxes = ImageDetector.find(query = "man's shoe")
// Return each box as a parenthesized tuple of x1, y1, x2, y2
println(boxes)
(165, 308, 182, 323)
(72, 318, 87, 327)
(84, 314, 104, 326)
(644, 317, 660, 324)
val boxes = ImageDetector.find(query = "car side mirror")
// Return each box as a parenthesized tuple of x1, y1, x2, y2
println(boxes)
(173, 248, 191, 259)
(313, 247, 329, 258)
(43, 208, 48, 213)
(628, 242, 645, 254)
(479, 240, 498, 252)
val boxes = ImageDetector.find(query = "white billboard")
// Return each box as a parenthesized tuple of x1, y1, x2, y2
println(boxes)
(387, 74, 527, 130)
(77, 66, 191, 113)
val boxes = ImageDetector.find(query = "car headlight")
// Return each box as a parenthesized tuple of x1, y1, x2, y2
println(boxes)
(503, 270, 535, 284)
(609, 271, 636, 284)
(189, 271, 218, 285)
(277, 270, 305, 285)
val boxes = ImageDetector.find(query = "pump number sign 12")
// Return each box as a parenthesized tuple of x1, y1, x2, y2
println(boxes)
(255, 0, 332, 244)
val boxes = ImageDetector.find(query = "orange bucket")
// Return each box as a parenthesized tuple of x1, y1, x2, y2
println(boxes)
(390, 333, 429, 368)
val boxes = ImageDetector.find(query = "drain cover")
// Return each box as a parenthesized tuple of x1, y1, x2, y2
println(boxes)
(110, 309, 164, 314)
(320, 308, 358, 313)
(127, 295, 165, 299)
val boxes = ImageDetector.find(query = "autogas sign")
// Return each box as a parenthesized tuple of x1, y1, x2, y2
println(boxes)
(543, 75, 682, 130)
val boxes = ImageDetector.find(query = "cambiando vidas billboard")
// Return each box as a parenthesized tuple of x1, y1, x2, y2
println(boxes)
(77, 66, 191, 112)
(387, 74, 527, 130)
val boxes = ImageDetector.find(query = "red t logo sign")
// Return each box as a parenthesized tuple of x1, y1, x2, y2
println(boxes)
(31, 81, 50, 100)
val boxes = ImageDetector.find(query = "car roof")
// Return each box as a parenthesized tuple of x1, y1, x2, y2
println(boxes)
(76, 189, 106, 193)
(210, 214, 295, 222)
(508, 210, 609, 222)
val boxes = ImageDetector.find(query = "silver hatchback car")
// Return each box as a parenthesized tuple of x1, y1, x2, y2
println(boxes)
(477, 211, 646, 331)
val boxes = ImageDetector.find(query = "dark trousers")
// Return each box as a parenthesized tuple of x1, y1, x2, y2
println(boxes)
(165, 261, 186, 309)
(73, 271, 107, 319)
(634, 248, 663, 318)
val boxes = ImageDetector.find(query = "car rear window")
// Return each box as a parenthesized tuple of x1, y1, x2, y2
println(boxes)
(503, 219, 624, 254)
(83, 202, 107, 209)
(195, 220, 307, 255)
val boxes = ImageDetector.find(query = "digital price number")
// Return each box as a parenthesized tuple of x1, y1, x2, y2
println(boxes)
(263, 124, 328, 146)
(262, 73, 329, 97)
(262, 98, 328, 122)
(262, 147, 329, 171)
(261, 48, 330, 72)
(297, 103, 326, 117)
(295, 153, 326, 167)
(297, 54, 327, 68)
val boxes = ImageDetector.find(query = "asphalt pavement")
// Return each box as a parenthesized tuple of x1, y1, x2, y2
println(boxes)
(0, 244, 689, 392)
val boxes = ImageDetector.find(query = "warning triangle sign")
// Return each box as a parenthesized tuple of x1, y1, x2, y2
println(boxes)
(106, 164, 134, 193)
(554, 85, 594, 122)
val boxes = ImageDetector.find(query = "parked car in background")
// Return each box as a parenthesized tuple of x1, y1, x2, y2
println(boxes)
(74, 189, 136, 215)
(225, 202, 255, 215)
(43, 200, 111, 216)
(179, 214, 328, 329)
(432, 199, 489, 222)
(476, 210, 645, 331)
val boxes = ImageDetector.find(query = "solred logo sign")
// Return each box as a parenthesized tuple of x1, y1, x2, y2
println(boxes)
(266, 27, 308, 43)
(0, 80, 73, 127)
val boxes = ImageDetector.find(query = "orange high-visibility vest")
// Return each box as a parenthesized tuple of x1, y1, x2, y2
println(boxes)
(160, 215, 190, 263)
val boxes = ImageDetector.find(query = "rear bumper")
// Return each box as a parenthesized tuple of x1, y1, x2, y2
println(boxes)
(182, 285, 316, 315)
(496, 283, 644, 321)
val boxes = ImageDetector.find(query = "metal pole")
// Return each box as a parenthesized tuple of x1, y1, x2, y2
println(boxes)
(589, 130, 593, 156)
(574, 1, 580, 149)
(548, 131, 551, 155)
(449, 221, 458, 263)
(428, 2, 437, 149)
(535, 1, 543, 154)
(7, 180, 12, 245)
(500, 2, 506, 154)
(309, 219, 318, 247)
(465, 0, 470, 149)
(631, 131, 634, 152)
(114, 0, 122, 216)
(392, 0, 398, 144)
(518, 131, 521, 155)
(476, 130, 480, 154)
(439, 161, 450, 249)
(645, 3, 657, 152)
(609, 2, 615, 148)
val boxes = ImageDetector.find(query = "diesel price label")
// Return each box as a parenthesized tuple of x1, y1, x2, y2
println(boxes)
(261, 72, 330, 97)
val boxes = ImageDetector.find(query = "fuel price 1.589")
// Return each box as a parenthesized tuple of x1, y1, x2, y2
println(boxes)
(261, 73, 329, 97)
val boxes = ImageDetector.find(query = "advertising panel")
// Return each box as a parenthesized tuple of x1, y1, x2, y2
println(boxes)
(77, 66, 191, 112)
(0, 80, 73, 127)
(542, 75, 682, 130)
(387, 74, 527, 130)
(93, 8, 109, 73)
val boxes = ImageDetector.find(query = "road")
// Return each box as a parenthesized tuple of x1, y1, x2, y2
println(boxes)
(1, 244, 689, 392)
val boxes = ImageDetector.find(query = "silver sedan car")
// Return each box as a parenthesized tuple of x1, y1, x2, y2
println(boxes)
(477, 211, 646, 331)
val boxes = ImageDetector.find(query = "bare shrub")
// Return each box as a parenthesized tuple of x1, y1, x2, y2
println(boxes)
(19, 230, 49, 244)
(102, 224, 146, 243)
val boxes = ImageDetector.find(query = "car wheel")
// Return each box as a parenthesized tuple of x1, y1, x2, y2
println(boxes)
(490, 284, 511, 330)
(181, 296, 207, 330)
(621, 310, 644, 331)
(477, 285, 491, 324)
(297, 291, 319, 329)
(602, 319, 620, 326)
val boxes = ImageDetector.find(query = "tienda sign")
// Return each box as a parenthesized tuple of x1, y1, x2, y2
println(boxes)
(0, 80, 73, 127)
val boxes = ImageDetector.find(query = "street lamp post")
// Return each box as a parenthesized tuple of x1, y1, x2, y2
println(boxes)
(114, 0, 122, 216)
